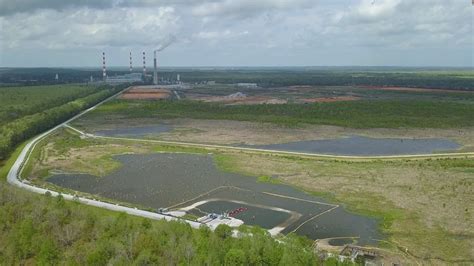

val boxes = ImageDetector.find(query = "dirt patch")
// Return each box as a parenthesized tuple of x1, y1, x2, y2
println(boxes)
(190, 94, 287, 105)
(360, 86, 473, 94)
(300, 96, 360, 103)
(119, 87, 171, 100)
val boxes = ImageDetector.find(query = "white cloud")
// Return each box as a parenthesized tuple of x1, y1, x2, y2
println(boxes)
(192, 0, 313, 19)
(2, 6, 179, 49)
(0, 0, 472, 67)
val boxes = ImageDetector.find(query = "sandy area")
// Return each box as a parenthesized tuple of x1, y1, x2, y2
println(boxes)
(119, 87, 171, 100)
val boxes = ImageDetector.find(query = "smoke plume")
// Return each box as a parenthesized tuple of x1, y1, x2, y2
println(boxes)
(155, 35, 176, 52)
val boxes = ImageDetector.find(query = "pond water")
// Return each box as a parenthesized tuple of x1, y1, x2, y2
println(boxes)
(189, 200, 293, 230)
(246, 135, 460, 156)
(94, 124, 172, 137)
(328, 238, 356, 246)
(47, 153, 382, 244)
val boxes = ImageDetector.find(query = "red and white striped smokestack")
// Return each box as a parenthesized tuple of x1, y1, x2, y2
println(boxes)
(129, 51, 133, 72)
(142, 52, 146, 76)
(102, 52, 106, 81)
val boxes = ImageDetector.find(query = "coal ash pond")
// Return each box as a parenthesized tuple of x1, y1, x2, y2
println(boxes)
(47, 153, 382, 245)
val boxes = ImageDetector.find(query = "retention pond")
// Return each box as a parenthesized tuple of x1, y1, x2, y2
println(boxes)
(246, 135, 460, 156)
(47, 153, 382, 245)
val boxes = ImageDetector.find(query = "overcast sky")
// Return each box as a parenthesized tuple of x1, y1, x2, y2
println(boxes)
(0, 0, 472, 67)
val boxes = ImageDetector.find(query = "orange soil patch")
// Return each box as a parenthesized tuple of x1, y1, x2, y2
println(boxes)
(301, 96, 360, 103)
(119, 87, 171, 100)
(360, 86, 472, 94)
(227, 96, 287, 105)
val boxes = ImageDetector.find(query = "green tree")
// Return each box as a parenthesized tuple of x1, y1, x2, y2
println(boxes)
(37, 238, 59, 266)
(215, 224, 233, 239)
(225, 248, 246, 266)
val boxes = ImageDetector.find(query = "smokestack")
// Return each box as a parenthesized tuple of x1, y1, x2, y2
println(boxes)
(153, 50, 158, 85)
(102, 52, 107, 82)
(129, 51, 133, 72)
(142, 52, 146, 76)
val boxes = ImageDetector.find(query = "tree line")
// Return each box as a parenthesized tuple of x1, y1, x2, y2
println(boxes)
(101, 99, 474, 129)
(177, 70, 474, 91)
(0, 85, 98, 123)
(0, 85, 124, 160)
(0, 183, 332, 265)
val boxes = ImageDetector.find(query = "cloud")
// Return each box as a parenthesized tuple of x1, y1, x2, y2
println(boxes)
(0, 0, 113, 16)
(0, 0, 472, 67)
(1, 6, 179, 49)
(191, 0, 313, 19)
(194, 30, 248, 40)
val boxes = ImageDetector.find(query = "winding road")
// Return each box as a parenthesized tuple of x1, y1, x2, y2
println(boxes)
(6, 85, 474, 234)
(6, 87, 203, 229)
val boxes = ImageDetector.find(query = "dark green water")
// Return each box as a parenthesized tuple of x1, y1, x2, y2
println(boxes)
(48, 153, 382, 245)
(246, 135, 460, 156)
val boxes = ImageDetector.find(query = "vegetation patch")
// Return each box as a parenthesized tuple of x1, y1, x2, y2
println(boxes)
(0, 84, 125, 160)
(212, 152, 474, 263)
(91, 99, 474, 129)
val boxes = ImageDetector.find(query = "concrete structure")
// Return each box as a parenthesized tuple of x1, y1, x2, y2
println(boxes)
(237, 83, 258, 88)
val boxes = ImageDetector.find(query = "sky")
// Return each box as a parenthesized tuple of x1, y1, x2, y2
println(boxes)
(0, 0, 472, 67)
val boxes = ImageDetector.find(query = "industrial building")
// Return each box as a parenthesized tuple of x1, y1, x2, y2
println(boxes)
(100, 51, 180, 85)
(105, 73, 143, 84)
(237, 83, 258, 88)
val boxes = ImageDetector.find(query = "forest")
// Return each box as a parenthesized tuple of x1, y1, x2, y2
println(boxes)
(0, 182, 324, 265)
(0, 85, 124, 160)
(176, 69, 474, 91)
(2, 67, 472, 90)
(0, 85, 97, 123)
(95, 99, 474, 129)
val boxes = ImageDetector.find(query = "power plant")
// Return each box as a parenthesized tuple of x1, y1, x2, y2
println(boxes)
(99, 50, 180, 85)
